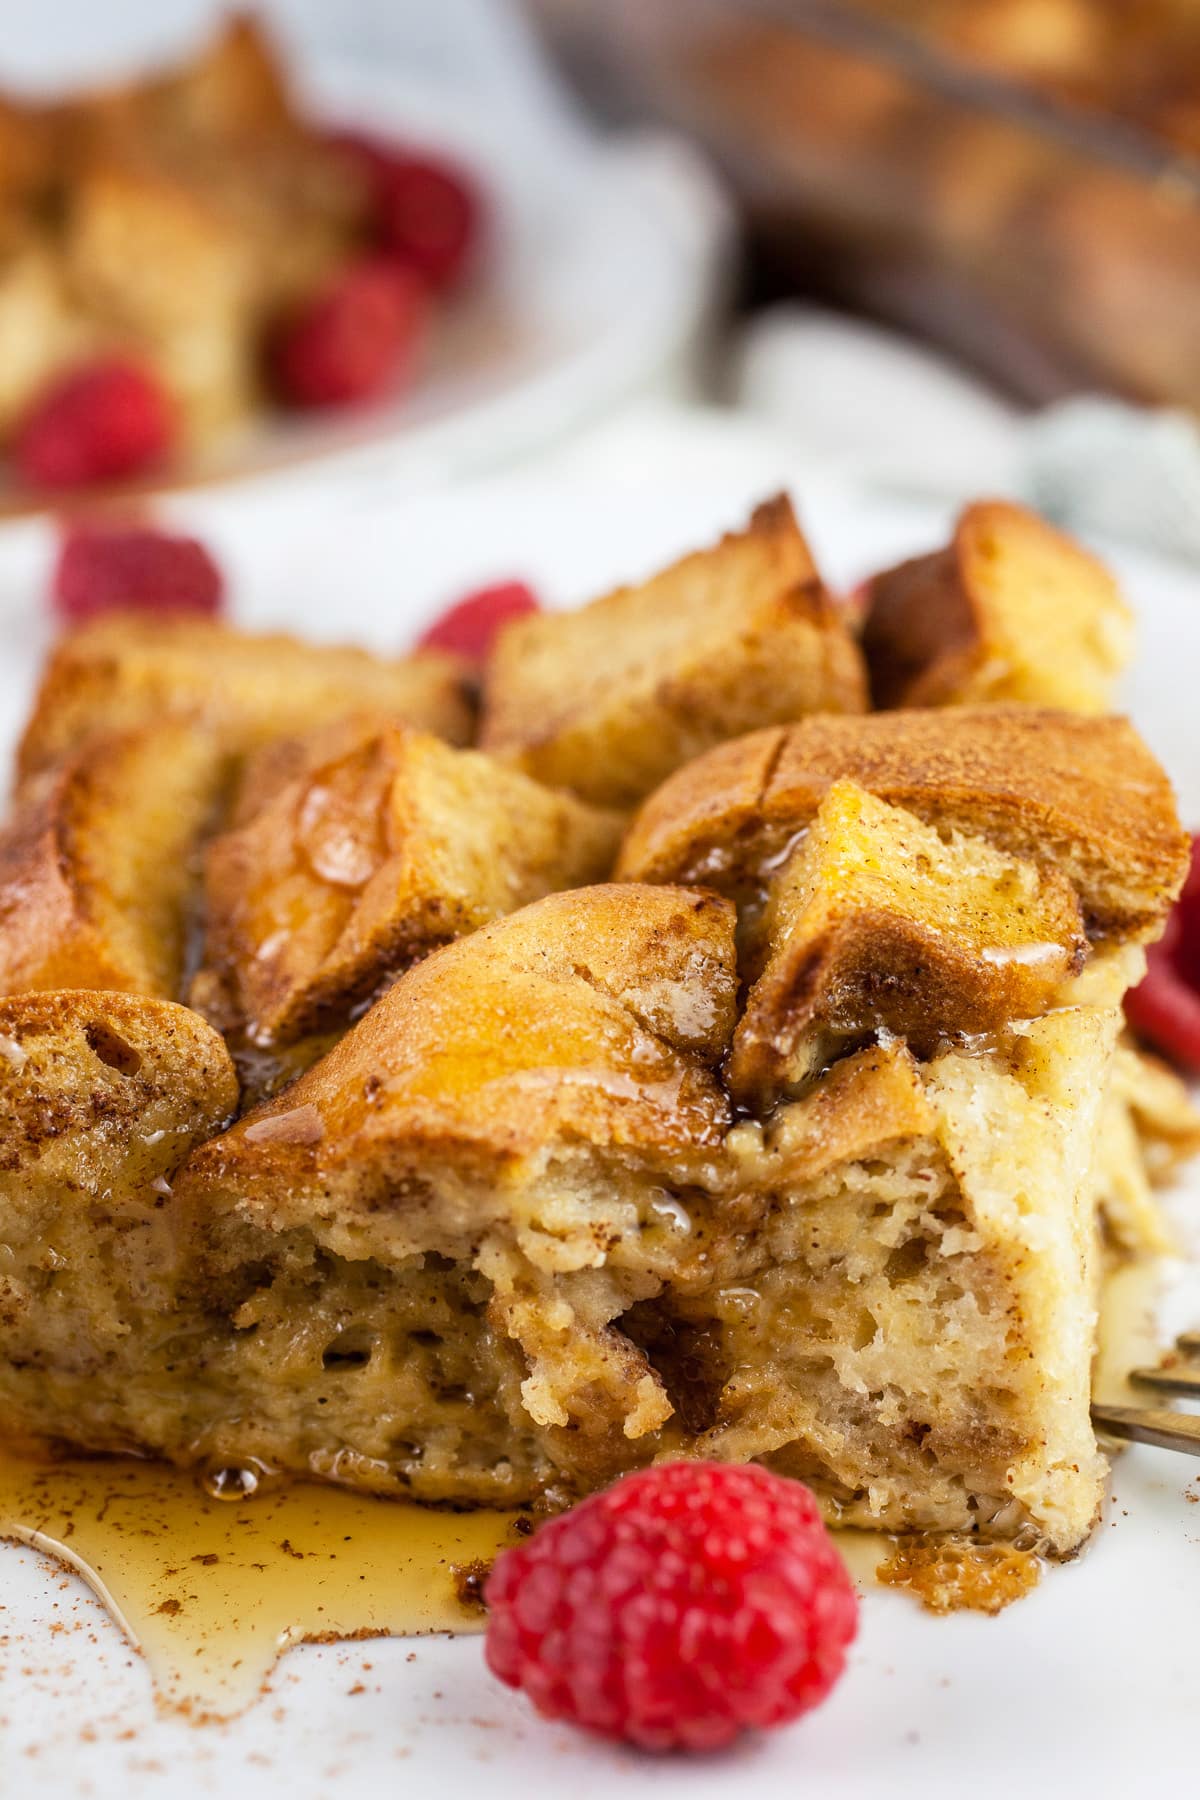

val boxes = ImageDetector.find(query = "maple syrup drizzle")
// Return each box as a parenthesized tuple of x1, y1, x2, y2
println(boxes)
(0, 1251, 1169, 1711)
(0, 1449, 525, 1721)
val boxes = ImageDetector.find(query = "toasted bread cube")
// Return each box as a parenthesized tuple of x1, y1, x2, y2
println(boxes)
(16, 615, 473, 785)
(0, 722, 228, 1000)
(196, 718, 625, 1044)
(862, 500, 1133, 712)
(0, 97, 57, 214)
(152, 14, 298, 141)
(728, 779, 1087, 1105)
(58, 15, 298, 155)
(0, 990, 238, 1439)
(63, 156, 258, 439)
(0, 229, 97, 435)
(479, 495, 866, 808)
(617, 708, 1189, 944)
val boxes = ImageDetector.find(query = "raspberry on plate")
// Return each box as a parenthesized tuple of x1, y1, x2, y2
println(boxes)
(14, 359, 174, 491)
(271, 257, 427, 410)
(52, 523, 225, 626)
(1125, 837, 1200, 1073)
(376, 155, 480, 292)
(330, 130, 481, 292)
(485, 1461, 858, 1753)
(416, 580, 540, 660)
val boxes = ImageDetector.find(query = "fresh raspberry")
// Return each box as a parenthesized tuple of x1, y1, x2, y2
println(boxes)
(330, 130, 481, 291)
(416, 580, 540, 659)
(376, 155, 479, 291)
(271, 257, 427, 409)
(485, 1462, 858, 1752)
(1125, 836, 1200, 1072)
(14, 359, 173, 490)
(52, 523, 224, 626)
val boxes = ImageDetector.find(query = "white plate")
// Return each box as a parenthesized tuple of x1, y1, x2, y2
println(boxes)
(0, 62, 728, 519)
(3, 463, 1199, 1798)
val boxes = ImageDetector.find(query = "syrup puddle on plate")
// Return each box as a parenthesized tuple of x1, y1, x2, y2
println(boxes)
(0, 1253, 1167, 1716)
(0, 1448, 526, 1721)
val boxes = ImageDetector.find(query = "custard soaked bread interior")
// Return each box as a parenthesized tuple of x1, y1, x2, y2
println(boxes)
(0, 836, 1180, 1550)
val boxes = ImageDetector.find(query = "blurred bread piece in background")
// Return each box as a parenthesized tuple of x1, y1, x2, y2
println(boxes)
(862, 500, 1133, 712)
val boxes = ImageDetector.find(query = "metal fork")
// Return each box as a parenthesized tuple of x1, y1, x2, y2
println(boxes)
(1092, 1332, 1200, 1454)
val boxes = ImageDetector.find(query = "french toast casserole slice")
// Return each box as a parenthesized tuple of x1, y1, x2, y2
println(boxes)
(0, 504, 1193, 1559)
(0, 615, 1187, 1548)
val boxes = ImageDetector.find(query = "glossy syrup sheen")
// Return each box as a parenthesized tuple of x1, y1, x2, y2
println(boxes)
(0, 1450, 526, 1721)
(0, 1255, 1164, 1716)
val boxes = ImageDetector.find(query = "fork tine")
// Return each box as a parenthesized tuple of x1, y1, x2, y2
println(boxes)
(1130, 1364, 1200, 1396)
(1092, 1402, 1200, 1456)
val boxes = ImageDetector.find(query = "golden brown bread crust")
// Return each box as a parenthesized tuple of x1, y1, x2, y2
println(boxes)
(0, 16, 369, 443)
(16, 614, 473, 786)
(478, 495, 866, 808)
(185, 884, 738, 1206)
(0, 723, 228, 999)
(862, 545, 976, 708)
(194, 717, 625, 1046)
(727, 779, 1088, 1106)
(862, 500, 1133, 713)
(617, 707, 1190, 942)
(0, 988, 237, 1177)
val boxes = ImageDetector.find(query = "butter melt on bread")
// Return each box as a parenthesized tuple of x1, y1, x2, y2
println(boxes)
(195, 716, 624, 1045)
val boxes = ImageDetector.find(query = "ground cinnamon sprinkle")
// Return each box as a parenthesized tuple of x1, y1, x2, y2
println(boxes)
(451, 1559, 492, 1614)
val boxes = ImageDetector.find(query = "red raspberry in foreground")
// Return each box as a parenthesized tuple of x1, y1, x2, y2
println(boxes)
(417, 580, 540, 659)
(485, 1462, 858, 1753)
(14, 359, 173, 490)
(272, 257, 427, 409)
(52, 524, 224, 626)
